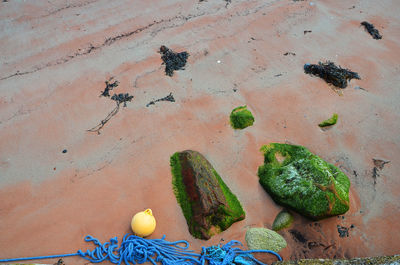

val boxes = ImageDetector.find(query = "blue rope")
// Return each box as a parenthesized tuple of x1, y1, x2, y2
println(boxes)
(0, 253, 78, 263)
(0, 234, 282, 265)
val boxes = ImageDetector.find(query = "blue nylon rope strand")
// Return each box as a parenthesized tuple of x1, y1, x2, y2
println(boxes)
(0, 253, 79, 263)
(0, 234, 282, 265)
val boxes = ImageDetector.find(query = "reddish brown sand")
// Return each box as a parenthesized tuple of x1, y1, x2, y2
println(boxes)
(0, 0, 399, 264)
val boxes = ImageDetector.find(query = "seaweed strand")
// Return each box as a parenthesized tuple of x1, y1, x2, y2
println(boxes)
(146, 92, 175, 107)
(304, 61, 360, 88)
(361, 21, 382, 40)
(88, 93, 134, 134)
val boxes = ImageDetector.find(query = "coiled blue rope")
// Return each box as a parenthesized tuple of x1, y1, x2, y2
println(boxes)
(0, 234, 282, 265)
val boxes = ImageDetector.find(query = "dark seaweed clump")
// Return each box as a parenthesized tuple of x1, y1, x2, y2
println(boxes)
(304, 61, 360, 88)
(160, 45, 189, 76)
(337, 225, 349, 237)
(101, 78, 119, 97)
(111, 93, 134, 107)
(146, 92, 175, 107)
(289, 229, 307, 243)
(361, 21, 382, 40)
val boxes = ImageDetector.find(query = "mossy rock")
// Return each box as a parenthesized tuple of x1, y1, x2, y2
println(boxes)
(230, 105, 255, 129)
(170, 150, 245, 240)
(319, 113, 338, 127)
(245, 227, 287, 252)
(258, 143, 350, 220)
(272, 210, 294, 231)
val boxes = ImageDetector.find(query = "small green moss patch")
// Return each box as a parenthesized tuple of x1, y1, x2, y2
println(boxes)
(230, 105, 255, 129)
(170, 153, 194, 229)
(319, 113, 338, 127)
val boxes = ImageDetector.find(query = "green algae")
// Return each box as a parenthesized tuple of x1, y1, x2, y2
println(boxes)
(230, 105, 255, 129)
(318, 113, 338, 127)
(272, 210, 294, 231)
(170, 152, 195, 234)
(213, 169, 246, 231)
(170, 151, 245, 239)
(258, 143, 350, 220)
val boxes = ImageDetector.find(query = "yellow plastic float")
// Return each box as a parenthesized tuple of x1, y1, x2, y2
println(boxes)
(131, 209, 156, 237)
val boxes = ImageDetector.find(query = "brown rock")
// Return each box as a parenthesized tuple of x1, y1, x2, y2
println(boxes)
(170, 150, 245, 239)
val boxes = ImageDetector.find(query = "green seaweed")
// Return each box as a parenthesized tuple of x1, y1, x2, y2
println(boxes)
(213, 169, 245, 230)
(258, 143, 350, 220)
(230, 105, 255, 129)
(318, 113, 338, 127)
(170, 153, 198, 235)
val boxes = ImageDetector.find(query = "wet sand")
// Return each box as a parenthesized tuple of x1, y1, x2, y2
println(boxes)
(0, 0, 399, 264)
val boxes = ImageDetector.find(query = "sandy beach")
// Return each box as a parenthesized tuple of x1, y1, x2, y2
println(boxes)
(0, 0, 399, 264)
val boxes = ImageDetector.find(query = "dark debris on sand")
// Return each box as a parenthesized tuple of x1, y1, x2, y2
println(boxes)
(304, 61, 360, 88)
(160, 45, 189, 77)
(337, 225, 354, 238)
(101, 78, 119, 97)
(289, 229, 307, 243)
(54, 259, 65, 265)
(284, 52, 296, 56)
(372, 159, 390, 185)
(146, 92, 175, 107)
(361, 21, 382, 40)
(111, 93, 134, 107)
(373, 159, 390, 170)
(337, 226, 349, 237)
(88, 78, 134, 134)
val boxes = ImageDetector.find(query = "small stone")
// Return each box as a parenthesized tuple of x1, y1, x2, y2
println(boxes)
(272, 210, 294, 231)
(245, 227, 287, 252)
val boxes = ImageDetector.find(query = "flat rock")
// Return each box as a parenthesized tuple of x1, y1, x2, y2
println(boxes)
(170, 150, 245, 239)
(258, 143, 350, 220)
(245, 227, 287, 253)
(273, 255, 400, 265)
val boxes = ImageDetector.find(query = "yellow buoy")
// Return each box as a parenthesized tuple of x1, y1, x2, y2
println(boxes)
(131, 209, 156, 237)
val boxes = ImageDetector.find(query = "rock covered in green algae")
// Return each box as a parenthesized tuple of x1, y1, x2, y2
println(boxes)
(230, 105, 255, 129)
(319, 113, 338, 127)
(245, 227, 287, 252)
(272, 255, 400, 265)
(170, 150, 245, 240)
(272, 210, 294, 231)
(258, 143, 350, 220)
